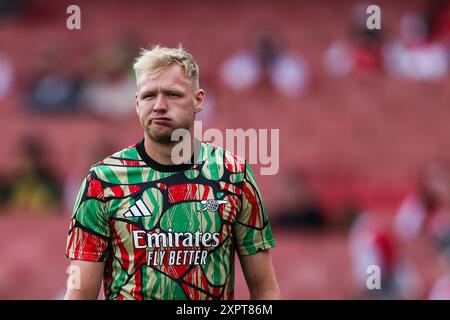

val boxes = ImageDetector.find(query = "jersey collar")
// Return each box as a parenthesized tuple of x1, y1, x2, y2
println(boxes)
(136, 138, 202, 172)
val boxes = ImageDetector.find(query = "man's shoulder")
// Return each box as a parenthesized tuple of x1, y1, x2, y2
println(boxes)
(201, 141, 246, 174)
(89, 142, 145, 173)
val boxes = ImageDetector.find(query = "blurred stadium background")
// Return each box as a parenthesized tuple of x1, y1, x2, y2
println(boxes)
(1, 0, 450, 299)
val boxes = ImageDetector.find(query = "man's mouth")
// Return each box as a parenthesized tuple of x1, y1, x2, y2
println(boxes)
(151, 117, 172, 126)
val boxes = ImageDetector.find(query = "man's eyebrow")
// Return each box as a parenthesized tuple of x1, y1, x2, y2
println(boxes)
(139, 86, 185, 95)
(138, 89, 155, 98)
(139, 88, 156, 94)
(162, 85, 186, 92)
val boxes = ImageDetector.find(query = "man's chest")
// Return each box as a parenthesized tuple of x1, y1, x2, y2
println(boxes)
(104, 175, 243, 268)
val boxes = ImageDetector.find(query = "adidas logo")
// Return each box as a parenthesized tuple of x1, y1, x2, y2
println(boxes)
(124, 199, 152, 218)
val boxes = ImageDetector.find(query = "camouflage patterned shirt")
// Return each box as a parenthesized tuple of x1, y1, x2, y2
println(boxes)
(66, 139, 275, 300)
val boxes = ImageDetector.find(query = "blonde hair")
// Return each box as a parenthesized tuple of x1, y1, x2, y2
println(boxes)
(133, 44, 200, 89)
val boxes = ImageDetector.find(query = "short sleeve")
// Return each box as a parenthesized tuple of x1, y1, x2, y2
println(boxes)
(65, 169, 111, 261)
(234, 162, 275, 255)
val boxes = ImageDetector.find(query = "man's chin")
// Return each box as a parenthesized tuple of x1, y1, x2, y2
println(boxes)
(145, 122, 192, 144)
(147, 130, 174, 144)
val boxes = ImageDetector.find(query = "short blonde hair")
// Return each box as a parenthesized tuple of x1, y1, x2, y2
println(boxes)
(133, 44, 200, 89)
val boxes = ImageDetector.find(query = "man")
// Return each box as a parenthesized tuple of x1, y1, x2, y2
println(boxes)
(64, 45, 280, 300)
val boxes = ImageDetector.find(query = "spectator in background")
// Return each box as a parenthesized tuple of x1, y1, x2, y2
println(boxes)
(349, 211, 423, 299)
(0, 0, 23, 21)
(79, 38, 137, 118)
(25, 45, 82, 113)
(324, 2, 384, 77)
(429, 269, 450, 299)
(429, 233, 450, 299)
(394, 160, 450, 298)
(221, 26, 309, 97)
(0, 136, 63, 214)
(274, 169, 326, 230)
(394, 160, 450, 243)
(426, 0, 450, 48)
(0, 51, 13, 103)
(383, 12, 449, 81)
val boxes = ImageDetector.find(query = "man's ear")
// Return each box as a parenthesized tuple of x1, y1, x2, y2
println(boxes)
(135, 92, 139, 115)
(194, 89, 205, 113)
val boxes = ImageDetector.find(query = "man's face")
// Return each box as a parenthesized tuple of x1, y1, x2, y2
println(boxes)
(135, 64, 204, 144)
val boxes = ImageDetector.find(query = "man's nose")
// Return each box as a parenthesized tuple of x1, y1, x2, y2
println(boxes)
(153, 94, 168, 113)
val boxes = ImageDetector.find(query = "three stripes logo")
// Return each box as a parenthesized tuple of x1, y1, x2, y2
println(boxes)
(124, 199, 152, 218)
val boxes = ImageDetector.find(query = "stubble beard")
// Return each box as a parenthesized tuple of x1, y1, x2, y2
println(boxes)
(144, 114, 194, 145)
(147, 126, 173, 144)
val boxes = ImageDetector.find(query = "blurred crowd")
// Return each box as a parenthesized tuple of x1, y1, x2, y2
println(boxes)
(1, 1, 450, 112)
(349, 160, 450, 299)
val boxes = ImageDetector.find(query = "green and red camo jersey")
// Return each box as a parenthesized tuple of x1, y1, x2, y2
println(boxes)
(65, 138, 275, 300)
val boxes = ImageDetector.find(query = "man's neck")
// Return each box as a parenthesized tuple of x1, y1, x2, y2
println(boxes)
(143, 132, 195, 165)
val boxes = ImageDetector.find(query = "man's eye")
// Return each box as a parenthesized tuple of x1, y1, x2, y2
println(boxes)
(143, 94, 155, 99)
(168, 92, 181, 98)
